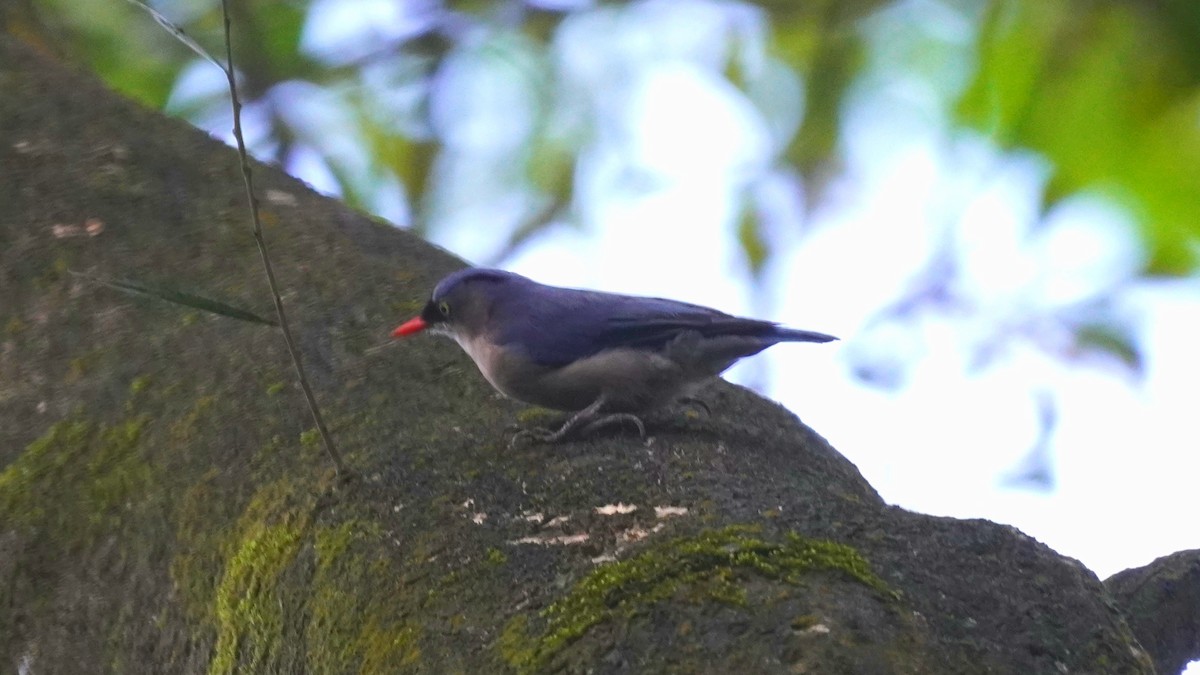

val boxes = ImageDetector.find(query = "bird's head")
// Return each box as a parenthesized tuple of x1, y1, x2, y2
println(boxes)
(392, 268, 522, 340)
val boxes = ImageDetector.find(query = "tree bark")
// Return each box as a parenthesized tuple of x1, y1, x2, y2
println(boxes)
(1107, 550, 1200, 675)
(0, 35, 1177, 673)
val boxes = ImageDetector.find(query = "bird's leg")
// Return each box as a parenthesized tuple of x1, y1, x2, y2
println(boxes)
(510, 397, 604, 447)
(510, 397, 645, 447)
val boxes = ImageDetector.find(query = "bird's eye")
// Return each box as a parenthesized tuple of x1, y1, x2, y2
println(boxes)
(438, 301, 451, 317)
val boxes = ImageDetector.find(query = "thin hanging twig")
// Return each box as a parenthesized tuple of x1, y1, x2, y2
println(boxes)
(216, 0, 346, 478)
(123, 0, 347, 478)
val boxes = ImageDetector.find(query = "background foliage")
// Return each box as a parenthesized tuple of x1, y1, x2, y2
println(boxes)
(5, 0, 1199, 491)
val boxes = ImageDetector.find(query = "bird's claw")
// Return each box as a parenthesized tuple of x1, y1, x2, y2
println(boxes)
(581, 413, 646, 439)
(508, 412, 648, 448)
(508, 427, 558, 449)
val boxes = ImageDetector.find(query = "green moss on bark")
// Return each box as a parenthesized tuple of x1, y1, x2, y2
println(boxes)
(171, 468, 228, 629)
(501, 525, 894, 673)
(208, 479, 315, 675)
(0, 415, 151, 542)
(189, 482, 427, 675)
(307, 520, 423, 674)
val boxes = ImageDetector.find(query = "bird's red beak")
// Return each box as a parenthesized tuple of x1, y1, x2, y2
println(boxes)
(392, 316, 427, 338)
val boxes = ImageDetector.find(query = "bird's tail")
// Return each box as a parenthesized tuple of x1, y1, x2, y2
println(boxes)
(772, 327, 839, 343)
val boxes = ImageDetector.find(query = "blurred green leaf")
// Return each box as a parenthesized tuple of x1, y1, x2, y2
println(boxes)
(251, 2, 308, 78)
(525, 135, 575, 203)
(736, 204, 770, 277)
(521, 7, 566, 45)
(1154, 0, 1200, 76)
(1072, 322, 1142, 374)
(771, 12, 864, 205)
(958, 0, 1200, 275)
(39, 0, 184, 107)
(388, 137, 438, 222)
(360, 107, 438, 224)
(956, 0, 1065, 145)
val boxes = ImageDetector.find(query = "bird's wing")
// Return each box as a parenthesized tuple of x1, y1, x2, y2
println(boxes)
(600, 312, 781, 347)
(495, 288, 781, 368)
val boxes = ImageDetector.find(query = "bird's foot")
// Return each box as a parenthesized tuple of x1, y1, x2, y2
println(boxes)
(581, 413, 646, 439)
(508, 397, 647, 447)
(509, 413, 647, 448)
(508, 423, 579, 448)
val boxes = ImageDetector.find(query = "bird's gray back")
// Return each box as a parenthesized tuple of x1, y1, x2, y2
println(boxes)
(489, 280, 777, 368)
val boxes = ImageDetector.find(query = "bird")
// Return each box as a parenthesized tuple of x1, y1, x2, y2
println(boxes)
(392, 268, 837, 445)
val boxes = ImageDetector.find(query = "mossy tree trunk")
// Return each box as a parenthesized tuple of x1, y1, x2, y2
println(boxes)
(0, 36, 1181, 674)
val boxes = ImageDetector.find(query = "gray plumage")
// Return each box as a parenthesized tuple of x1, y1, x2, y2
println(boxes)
(394, 268, 836, 443)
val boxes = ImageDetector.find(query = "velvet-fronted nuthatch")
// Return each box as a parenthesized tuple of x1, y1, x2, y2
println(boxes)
(393, 268, 836, 444)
